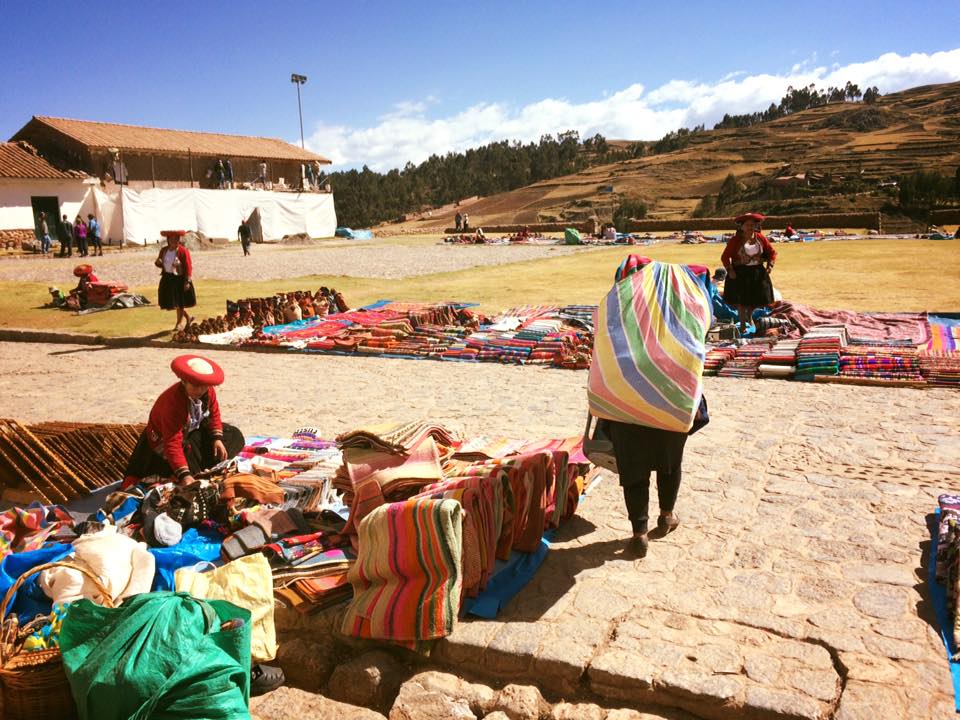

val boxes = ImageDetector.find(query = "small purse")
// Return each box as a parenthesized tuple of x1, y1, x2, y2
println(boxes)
(689, 395, 710, 435)
(582, 414, 618, 474)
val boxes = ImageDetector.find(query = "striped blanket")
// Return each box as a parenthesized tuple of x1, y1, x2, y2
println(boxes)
(342, 498, 463, 643)
(588, 260, 712, 432)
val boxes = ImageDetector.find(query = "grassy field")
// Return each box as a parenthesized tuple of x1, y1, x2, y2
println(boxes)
(0, 238, 957, 339)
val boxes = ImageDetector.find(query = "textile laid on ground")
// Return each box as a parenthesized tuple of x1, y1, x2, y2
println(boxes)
(769, 302, 930, 345)
(929, 316, 960, 352)
(341, 498, 463, 645)
(0, 505, 75, 560)
(838, 346, 923, 382)
(588, 260, 712, 431)
(60, 591, 251, 720)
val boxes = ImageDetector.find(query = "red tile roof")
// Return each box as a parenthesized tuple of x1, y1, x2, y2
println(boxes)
(27, 116, 330, 163)
(0, 142, 88, 180)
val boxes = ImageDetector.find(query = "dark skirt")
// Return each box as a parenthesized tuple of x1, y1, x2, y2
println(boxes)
(158, 272, 197, 310)
(722, 264, 774, 307)
(125, 423, 245, 480)
(607, 420, 687, 480)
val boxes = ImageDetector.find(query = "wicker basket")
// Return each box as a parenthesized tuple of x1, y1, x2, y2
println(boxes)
(0, 561, 114, 720)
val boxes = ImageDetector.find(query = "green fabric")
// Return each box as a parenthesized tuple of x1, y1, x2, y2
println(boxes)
(59, 591, 251, 720)
(564, 228, 581, 244)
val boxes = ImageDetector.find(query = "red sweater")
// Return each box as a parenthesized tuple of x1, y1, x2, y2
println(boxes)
(721, 231, 777, 270)
(145, 382, 223, 478)
(157, 245, 193, 277)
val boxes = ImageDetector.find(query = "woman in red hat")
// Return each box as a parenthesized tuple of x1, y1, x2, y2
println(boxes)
(123, 354, 244, 487)
(720, 213, 777, 334)
(156, 231, 197, 331)
(72, 264, 98, 308)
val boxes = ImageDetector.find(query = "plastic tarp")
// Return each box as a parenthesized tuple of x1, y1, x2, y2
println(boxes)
(117, 188, 336, 245)
(335, 227, 373, 240)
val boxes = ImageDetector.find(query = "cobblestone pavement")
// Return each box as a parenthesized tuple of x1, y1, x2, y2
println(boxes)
(436, 381, 960, 719)
(2, 343, 958, 718)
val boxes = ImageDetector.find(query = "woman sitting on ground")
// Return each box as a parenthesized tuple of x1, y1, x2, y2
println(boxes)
(720, 212, 777, 335)
(72, 264, 98, 308)
(123, 354, 244, 487)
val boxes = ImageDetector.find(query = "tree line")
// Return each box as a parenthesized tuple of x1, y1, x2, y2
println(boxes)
(327, 81, 881, 228)
(714, 82, 881, 130)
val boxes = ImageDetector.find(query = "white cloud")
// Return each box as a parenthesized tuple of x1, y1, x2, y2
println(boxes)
(307, 48, 960, 171)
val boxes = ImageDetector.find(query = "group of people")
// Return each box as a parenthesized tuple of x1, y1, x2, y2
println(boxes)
(454, 211, 470, 231)
(36, 212, 103, 257)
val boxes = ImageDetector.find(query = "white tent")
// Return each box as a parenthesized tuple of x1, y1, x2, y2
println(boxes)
(114, 187, 336, 245)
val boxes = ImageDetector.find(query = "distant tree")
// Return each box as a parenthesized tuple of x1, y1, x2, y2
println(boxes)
(716, 173, 740, 209)
(863, 86, 881, 104)
(613, 198, 648, 227)
(692, 194, 717, 218)
(899, 170, 953, 211)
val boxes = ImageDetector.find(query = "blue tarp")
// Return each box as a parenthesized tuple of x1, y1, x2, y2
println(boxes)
(335, 227, 374, 240)
(928, 509, 960, 712)
(464, 531, 553, 619)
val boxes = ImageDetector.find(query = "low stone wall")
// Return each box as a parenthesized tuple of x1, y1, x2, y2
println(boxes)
(930, 208, 960, 224)
(620, 212, 881, 232)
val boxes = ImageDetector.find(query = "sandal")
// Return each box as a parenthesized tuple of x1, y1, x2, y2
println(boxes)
(250, 664, 285, 696)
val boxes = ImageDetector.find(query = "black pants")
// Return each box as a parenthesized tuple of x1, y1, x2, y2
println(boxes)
(90, 236, 102, 254)
(609, 421, 685, 535)
(78, 237, 88, 256)
(242, 241, 251, 256)
(125, 423, 245, 480)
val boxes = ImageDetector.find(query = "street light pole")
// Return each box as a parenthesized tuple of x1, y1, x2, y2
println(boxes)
(291, 73, 308, 149)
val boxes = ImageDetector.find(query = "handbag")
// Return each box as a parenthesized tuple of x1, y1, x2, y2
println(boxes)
(689, 395, 710, 435)
(582, 414, 617, 474)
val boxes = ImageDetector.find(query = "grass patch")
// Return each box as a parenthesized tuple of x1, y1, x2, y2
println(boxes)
(2, 238, 957, 338)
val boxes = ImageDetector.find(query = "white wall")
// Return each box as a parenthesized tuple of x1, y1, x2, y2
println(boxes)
(0, 178, 94, 234)
(118, 187, 337, 245)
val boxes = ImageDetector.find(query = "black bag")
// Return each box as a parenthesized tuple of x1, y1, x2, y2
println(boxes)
(582, 414, 617, 474)
(689, 395, 710, 435)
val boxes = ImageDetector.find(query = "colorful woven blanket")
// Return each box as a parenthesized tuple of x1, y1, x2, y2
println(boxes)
(588, 260, 711, 431)
(342, 498, 462, 643)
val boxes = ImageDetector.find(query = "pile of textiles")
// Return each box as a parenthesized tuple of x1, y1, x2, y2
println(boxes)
(768, 302, 930, 345)
(332, 422, 594, 646)
(794, 326, 847, 381)
(757, 339, 799, 379)
(717, 341, 772, 379)
(444, 305, 593, 367)
(838, 346, 923, 382)
(703, 346, 737, 376)
(936, 494, 960, 658)
(920, 351, 960, 388)
(175, 288, 349, 344)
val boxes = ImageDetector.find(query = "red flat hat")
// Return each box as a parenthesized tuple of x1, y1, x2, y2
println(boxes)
(73, 264, 93, 277)
(734, 212, 765, 224)
(160, 230, 187, 238)
(171, 355, 225, 386)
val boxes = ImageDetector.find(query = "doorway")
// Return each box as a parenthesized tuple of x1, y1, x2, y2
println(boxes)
(31, 196, 61, 244)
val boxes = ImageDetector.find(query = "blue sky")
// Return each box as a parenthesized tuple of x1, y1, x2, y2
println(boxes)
(3, 1, 960, 170)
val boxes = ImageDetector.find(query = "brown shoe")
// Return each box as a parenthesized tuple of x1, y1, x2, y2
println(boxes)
(657, 512, 680, 535)
(627, 533, 649, 558)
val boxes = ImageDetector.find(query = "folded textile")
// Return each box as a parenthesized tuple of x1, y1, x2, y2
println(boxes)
(0, 505, 75, 560)
(336, 420, 461, 455)
(342, 498, 462, 643)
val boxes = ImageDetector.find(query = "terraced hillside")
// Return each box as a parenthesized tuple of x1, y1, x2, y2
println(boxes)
(394, 81, 960, 229)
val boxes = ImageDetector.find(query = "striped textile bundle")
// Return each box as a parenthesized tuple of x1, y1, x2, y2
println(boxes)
(588, 260, 711, 432)
(417, 475, 502, 597)
(341, 498, 463, 643)
(718, 342, 771, 379)
(919, 350, 960, 387)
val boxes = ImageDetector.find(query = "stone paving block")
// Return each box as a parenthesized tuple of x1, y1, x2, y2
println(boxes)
(834, 680, 906, 720)
(482, 623, 545, 676)
(852, 585, 911, 619)
(743, 686, 827, 720)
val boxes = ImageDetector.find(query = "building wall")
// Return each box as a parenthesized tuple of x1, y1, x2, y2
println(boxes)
(0, 178, 94, 232)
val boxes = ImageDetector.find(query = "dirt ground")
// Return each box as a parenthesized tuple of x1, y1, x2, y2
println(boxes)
(1, 342, 959, 717)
